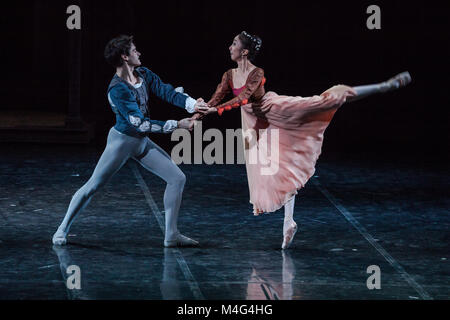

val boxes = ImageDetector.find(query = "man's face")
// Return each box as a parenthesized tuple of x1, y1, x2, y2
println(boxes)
(123, 43, 141, 67)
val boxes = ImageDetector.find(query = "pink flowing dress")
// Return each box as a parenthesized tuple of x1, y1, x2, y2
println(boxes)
(207, 68, 345, 215)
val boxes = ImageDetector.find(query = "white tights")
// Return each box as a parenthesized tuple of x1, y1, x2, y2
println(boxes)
(54, 127, 185, 243)
(284, 196, 296, 227)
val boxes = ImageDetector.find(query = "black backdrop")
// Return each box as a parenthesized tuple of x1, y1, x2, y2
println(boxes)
(2, 0, 448, 157)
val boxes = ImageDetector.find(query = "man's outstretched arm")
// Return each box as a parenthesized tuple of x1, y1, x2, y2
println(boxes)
(140, 67, 209, 114)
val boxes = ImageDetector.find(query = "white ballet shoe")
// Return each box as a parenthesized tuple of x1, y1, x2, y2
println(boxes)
(164, 233, 199, 248)
(52, 228, 68, 246)
(282, 221, 298, 250)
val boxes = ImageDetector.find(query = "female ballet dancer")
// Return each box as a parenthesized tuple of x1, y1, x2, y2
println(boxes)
(195, 31, 411, 249)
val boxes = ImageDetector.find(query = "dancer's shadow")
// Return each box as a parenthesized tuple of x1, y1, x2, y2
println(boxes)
(246, 251, 296, 300)
(160, 248, 183, 299)
(53, 244, 194, 299)
(52, 245, 90, 300)
(52, 246, 296, 300)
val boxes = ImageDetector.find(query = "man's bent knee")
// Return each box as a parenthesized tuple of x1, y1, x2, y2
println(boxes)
(173, 172, 186, 187)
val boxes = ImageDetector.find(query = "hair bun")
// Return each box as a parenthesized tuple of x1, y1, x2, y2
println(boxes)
(239, 31, 262, 61)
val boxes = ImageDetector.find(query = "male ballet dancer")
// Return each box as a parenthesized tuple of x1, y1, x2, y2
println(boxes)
(52, 35, 209, 247)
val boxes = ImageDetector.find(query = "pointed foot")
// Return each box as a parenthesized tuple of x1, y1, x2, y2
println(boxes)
(385, 71, 412, 91)
(282, 221, 298, 250)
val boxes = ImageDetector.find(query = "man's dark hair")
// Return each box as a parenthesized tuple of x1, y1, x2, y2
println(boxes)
(104, 35, 134, 68)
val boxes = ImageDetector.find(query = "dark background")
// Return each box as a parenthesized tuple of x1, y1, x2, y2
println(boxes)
(1, 0, 448, 158)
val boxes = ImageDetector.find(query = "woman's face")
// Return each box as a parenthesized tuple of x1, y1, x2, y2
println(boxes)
(229, 35, 246, 62)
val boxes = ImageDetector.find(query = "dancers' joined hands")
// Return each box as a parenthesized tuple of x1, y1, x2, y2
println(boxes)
(177, 98, 209, 130)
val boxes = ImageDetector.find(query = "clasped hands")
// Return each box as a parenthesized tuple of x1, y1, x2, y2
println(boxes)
(177, 98, 215, 131)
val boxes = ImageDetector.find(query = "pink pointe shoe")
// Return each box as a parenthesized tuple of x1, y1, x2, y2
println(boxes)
(282, 221, 298, 250)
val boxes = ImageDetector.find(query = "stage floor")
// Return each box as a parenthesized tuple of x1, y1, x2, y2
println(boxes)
(0, 145, 448, 300)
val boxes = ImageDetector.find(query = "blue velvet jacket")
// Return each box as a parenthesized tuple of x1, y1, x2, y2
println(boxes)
(107, 67, 190, 138)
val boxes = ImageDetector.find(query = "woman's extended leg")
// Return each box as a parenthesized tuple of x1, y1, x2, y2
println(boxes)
(134, 140, 198, 247)
(282, 196, 298, 250)
(348, 71, 411, 102)
(52, 128, 134, 245)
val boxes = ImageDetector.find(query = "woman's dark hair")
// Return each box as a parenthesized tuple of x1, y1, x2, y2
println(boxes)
(238, 31, 262, 62)
(104, 35, 134, 67)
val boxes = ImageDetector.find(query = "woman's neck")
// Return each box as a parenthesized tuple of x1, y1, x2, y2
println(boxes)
(236, 58, 254, 73)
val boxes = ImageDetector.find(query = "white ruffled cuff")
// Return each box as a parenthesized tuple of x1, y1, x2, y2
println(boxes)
(175, 86, 196, 113)
(163, 120, 178, 133)
(185, 97, 197, 113)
